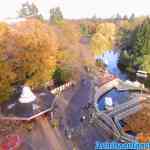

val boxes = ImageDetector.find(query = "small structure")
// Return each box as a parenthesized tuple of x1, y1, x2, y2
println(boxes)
(0, 86, 56, 121)
(104, 97, 113, 111)
(19, 86, 36, 103)
(136, 70, 148, 79)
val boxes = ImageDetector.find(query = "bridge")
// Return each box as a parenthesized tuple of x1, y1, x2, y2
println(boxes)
(92, 77, 150, 142)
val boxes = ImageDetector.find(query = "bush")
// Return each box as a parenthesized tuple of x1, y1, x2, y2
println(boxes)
(53, 66, 72, 86)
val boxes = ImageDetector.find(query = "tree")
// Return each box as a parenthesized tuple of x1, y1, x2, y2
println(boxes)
(91, 23, 116, 55)
(8, 19, 58, 88)
(49, 7, 64, 24)
(80, 23, 90, 36)
(18, 2, 39, 18)
(58, 21, 81, 44)
(130, 13, 135, 21)
(115, 13, 122, 20)
(123, 15, 128, 20)
(52, 66, 72, 86)
(119, 18, 150, 75)
(0, 23, 16, 102)
(0, 56, 16, 102)
(91, 14, 97, 22)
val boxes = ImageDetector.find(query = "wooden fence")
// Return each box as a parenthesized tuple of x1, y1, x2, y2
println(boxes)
(50, 81, 76, 95)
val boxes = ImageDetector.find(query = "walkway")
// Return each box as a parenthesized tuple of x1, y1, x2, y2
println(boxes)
(36, 116, 67, 150)
(93, 77, 149, 142)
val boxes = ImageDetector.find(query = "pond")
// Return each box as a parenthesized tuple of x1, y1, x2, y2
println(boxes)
(98, 88, 129, 111)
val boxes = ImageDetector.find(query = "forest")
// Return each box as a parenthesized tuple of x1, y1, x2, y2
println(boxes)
(118, 17, 150, 86)
(0, 1, 149, 102)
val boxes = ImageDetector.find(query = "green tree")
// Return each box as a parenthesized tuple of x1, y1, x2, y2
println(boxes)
(49, 7, 64, 25)
(115, 13, 122, 20)
(18, 2, 39, 18)
(52, 66, 72, 86)
(123, 15, 128, 20)
(80, 23, 90, 36)
(130, 13, 135, 21)
(119, 18, 150, 74)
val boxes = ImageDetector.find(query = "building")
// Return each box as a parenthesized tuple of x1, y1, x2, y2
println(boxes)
(0, 86, 56, 121)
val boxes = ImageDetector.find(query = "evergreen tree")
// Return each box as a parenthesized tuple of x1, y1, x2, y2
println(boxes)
(18, 2, 39, 18)
(49, 7, 64, 24)
(130, 13, 135, 21)
(123, 15, 128, 20)
(115, 13, 122, 20)
(119, 18, 150, 73)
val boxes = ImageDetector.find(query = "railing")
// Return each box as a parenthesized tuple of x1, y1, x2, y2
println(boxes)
(50, 81, 76, 95)
(93, 77, 150, 142)
(107, 96, 140, 117)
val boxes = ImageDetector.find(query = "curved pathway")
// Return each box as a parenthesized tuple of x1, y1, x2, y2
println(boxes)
(93, 77, 149, 142)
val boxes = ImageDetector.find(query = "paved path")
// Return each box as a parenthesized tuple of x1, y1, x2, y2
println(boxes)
(93, 76, 150, 142)
(65, 76, 93, 128)
(36, 116, 67, 150)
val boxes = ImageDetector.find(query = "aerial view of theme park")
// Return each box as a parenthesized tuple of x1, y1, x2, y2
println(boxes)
(0, 0, 150, 149)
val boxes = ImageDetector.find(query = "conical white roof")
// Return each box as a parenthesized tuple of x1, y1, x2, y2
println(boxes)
(19, 86, 36, 103)
(104, 97, 113, 106)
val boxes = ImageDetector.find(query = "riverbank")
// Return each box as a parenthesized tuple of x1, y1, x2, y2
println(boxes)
(93, 49, 150, 143)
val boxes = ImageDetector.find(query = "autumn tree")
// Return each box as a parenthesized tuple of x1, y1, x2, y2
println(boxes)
(55, 21, 81, 46)
(8, 19, 58, 88)
(91, 23, 116, 55)
(0, 23, 16, 102)
(53, 21, 88, 81)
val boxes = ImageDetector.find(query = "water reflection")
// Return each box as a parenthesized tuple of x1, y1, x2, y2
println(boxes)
(98, 50, 129, 110)
(98, 50, 128, 80)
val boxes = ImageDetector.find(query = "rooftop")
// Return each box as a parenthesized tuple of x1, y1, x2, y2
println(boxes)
(0, 89, 55, 121)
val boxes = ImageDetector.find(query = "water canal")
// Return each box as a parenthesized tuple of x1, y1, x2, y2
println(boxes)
(97, 50, 135, 111)
(97, 50, 139, 138)
(98, 50, 127, 80)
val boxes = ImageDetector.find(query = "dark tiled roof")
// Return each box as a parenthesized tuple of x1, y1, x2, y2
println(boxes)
(0, 89, 55, 120)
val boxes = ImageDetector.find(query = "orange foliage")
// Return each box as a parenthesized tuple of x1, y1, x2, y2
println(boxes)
(59, 21, 81, 45)
(0, 23, 16, 101)
(7, 19, 58, 88)
(136, 133, 150, 143)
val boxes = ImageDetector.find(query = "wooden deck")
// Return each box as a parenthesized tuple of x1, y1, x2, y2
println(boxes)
(0, 89, 56, 121)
